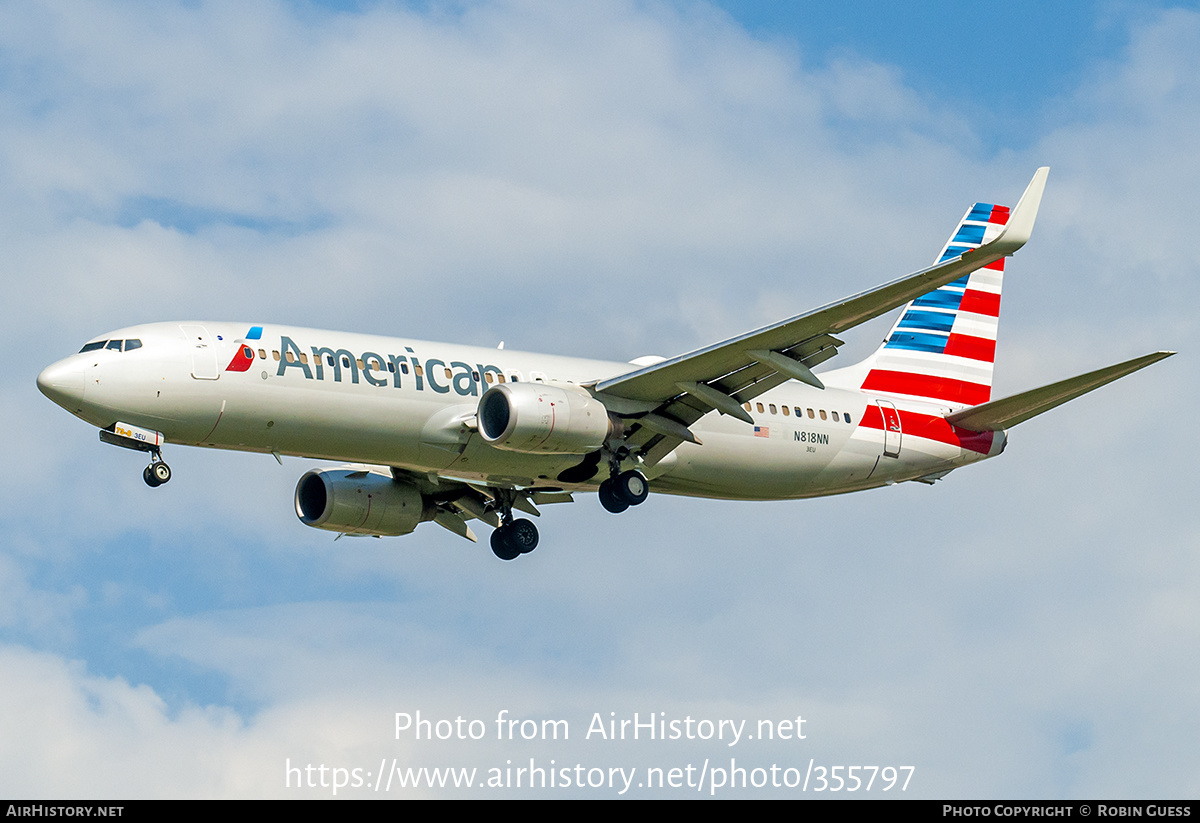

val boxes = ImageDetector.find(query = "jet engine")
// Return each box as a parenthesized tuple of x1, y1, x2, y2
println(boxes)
(294, 468, 435, 536)
(477, 383, 616, 454)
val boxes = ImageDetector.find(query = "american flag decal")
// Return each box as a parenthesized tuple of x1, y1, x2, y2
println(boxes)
(754, 426, 770, 438)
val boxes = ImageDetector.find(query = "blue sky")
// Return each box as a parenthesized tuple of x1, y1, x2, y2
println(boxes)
(718, 2, 1122, 106)
(2, 0, 1197, 798)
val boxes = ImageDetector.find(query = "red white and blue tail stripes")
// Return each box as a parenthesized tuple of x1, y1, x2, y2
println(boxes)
(860, 203, 1009, 406)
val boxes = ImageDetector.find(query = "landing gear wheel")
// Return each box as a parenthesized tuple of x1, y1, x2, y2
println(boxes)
(614, 470, 649, 506)
(490, 518, 539, 560)
(151, 462, 172, 485)
(142, 449, 171, 488)
(489, 489, 533, 560)
(509, 519, 539, 554)
(598, 479, 630, 514)
(490, 528, 521, 561)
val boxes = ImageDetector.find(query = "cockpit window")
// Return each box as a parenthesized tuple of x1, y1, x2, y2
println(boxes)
(78, 338, 143, 353)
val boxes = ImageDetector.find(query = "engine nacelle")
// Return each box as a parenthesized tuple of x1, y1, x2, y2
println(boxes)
(477, 382, 614, 454)
(294, 468, 435, 536)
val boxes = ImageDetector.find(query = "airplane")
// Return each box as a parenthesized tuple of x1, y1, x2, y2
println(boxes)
(37, 167, 1174, 560)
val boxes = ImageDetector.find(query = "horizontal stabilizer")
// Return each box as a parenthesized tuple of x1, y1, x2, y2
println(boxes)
(946, 351, 1175, 432)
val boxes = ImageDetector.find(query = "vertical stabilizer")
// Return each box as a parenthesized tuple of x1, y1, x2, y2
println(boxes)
(853, 201, 1012, 407)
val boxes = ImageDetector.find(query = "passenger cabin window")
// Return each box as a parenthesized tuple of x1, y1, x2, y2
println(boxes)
(258, 349, 266, 360)
(844, 412, 853, 424)
(782, 406, 789, 416)
(769, 404, 777, 414)
(756, 402, 764, 413)
(832, 411, 840, 422)
(819, 409, 828, 421)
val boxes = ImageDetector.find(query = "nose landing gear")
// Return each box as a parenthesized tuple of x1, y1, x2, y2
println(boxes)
(142, 453, 172, 487)
(98, 422, 172, 488)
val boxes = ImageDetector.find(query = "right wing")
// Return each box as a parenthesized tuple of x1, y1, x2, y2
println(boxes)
(590, 168, 1050, 463)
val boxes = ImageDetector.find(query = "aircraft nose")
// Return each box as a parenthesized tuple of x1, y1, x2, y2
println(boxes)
(37, 357, 86, 411)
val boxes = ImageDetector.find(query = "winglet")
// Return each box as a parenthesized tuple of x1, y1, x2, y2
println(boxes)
(987, 166, 1049, 256)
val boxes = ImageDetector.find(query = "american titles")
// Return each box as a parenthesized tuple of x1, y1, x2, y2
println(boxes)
(273, 335, 505, 397)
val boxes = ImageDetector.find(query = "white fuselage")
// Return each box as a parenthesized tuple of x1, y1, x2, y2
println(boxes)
(37, 321, 1006, 501)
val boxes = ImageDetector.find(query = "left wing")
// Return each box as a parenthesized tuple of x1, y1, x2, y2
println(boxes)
(591, 168, 1049, 462)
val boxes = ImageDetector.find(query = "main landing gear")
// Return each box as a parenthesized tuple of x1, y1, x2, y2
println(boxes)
(489, 488, 539, 561)
(142, 452, 172, 488)
(490, 518, 538, 561)
(598, 469, 649, 514)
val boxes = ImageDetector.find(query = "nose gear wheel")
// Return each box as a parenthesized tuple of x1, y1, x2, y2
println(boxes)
(143, 450, 172, 488)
